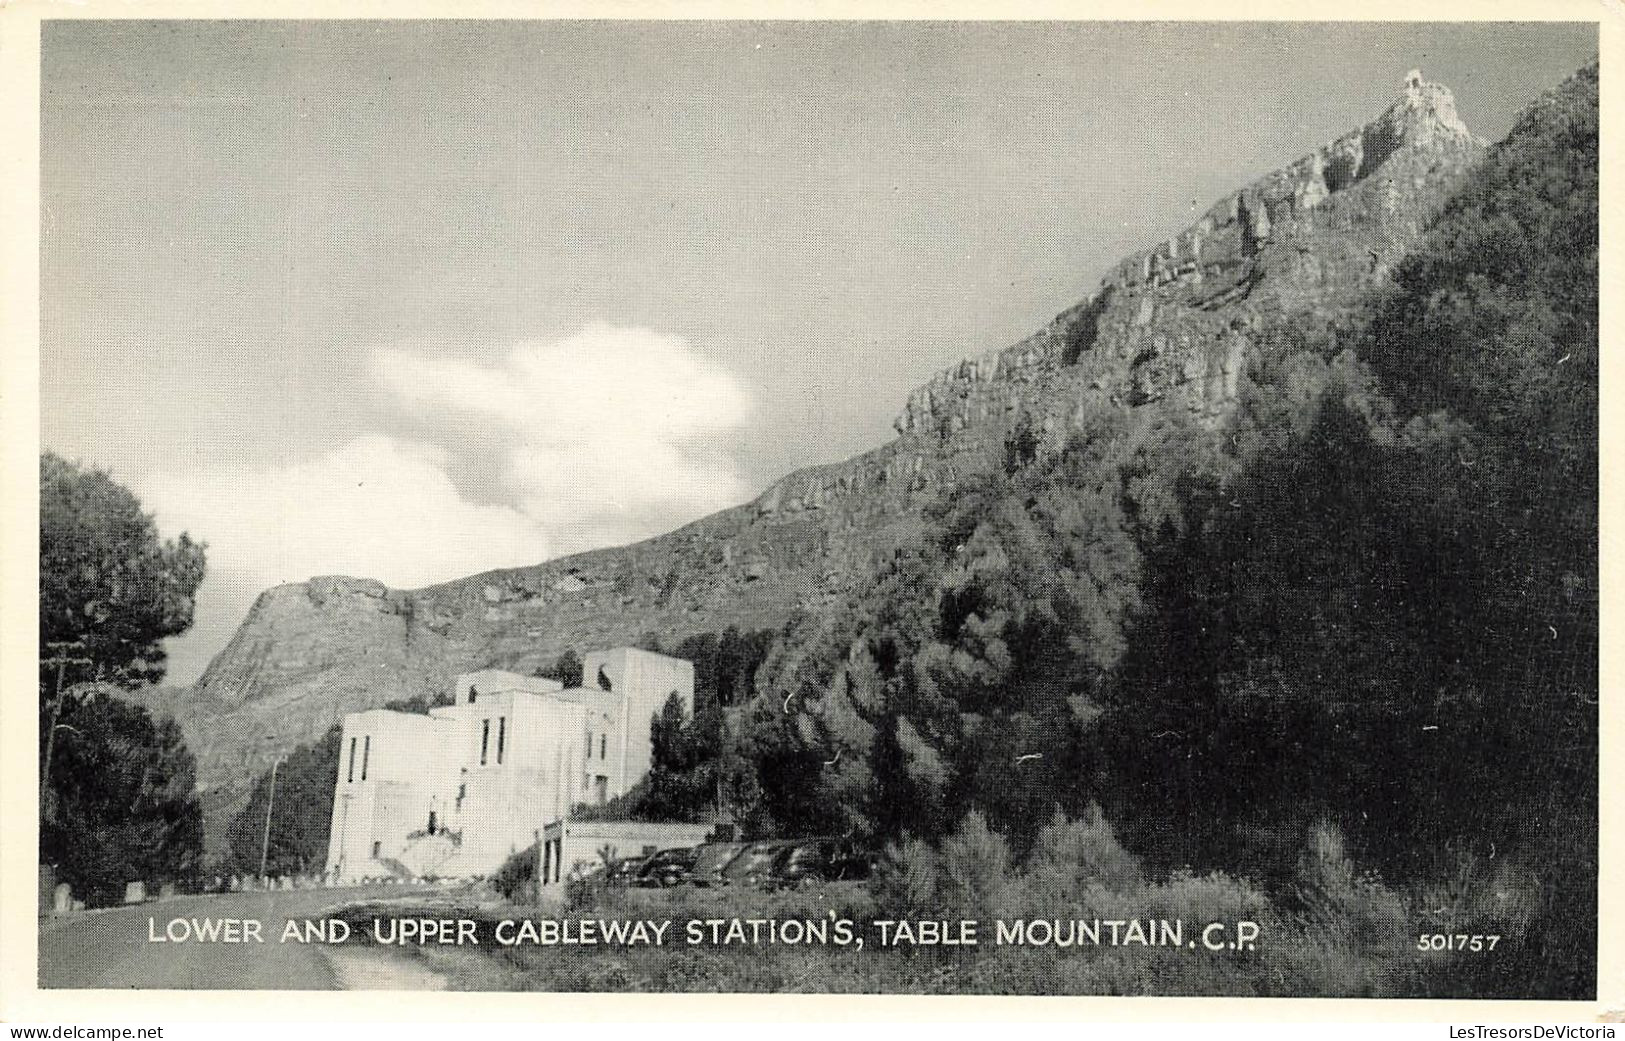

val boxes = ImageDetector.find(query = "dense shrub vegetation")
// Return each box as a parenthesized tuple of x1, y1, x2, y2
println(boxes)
(389, 809, 1531, 997)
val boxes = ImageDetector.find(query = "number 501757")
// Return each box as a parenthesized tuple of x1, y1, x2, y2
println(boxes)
(1417, 934, 1500, 951)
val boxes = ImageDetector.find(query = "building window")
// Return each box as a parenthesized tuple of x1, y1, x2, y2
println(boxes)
(372, 841, 381, 859)
(480, 719, 490, 765)
(468, 687, 477, 704)
(595, 776, 608, 804)
(428, 810, 437, 835)
(497, 716, 507, 764)
(599, 734, 607, 760)
(347, 737, 357, 783)
(585, 730, 592, 757)
(361, 735, 371, 780)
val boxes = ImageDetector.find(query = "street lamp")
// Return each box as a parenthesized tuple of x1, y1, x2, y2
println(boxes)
(258, 751, 287, 885)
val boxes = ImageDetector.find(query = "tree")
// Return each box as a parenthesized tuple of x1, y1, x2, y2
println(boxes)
(1003, 418, 1040, 474)
(634, 693, 712, 821)
(40, 691, 204, 905)
(575, 628, 781, 830)
(40, 452, 206, 691)
(743, 428, 1143, 853)
(538, 649, 583, 687)
(38, 453, 208, 902)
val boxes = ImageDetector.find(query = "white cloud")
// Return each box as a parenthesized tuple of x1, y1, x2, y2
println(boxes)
(138, 435, 551, 594)
(373, 323, 757, 550)
(138, 325, 756, 684)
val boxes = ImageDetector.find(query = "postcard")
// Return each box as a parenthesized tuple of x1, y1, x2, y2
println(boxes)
(2, 4, 1615, 1023)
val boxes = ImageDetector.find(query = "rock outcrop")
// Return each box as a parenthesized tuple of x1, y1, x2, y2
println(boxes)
(160, 75, 1484, 855)
(894, 75, 1478, 442)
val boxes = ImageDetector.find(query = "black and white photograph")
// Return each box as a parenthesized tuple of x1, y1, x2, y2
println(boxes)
(11, 12, 1605, 1009)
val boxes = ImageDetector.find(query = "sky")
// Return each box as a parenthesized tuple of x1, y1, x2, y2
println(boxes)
(39, 20, 1598, 684)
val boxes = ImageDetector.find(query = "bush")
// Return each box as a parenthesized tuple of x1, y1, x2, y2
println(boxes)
(1292, 822, 1409, 952)
(492, 843, 538, 903)
(1026, 804, 1143, 894)
(1145, 868, 1275, 928)
(936, 811, 1011, 920)
(872, 837, 941, 917)
(1415, 851, 1539, 946)
(1411, 850, 1556, 998)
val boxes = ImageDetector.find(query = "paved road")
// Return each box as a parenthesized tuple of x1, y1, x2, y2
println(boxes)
(38, 884, 442, 990)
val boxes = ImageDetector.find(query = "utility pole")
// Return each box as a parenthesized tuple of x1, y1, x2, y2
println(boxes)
(39, 640, 93, 824)
(258, 754, 287, 885)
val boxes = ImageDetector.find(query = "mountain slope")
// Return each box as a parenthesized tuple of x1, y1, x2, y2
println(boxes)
(155, 73, 1485, 855)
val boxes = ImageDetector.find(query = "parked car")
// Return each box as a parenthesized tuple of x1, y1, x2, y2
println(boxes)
(829, 844, 877, 882)
(605, 856, 648, 886)
(719, 840, 794, 887)
(769, 838, 876, 888)
(633, 847, 700, 888)
(687, 842, 747, 887)
(766, 839, 832, 889)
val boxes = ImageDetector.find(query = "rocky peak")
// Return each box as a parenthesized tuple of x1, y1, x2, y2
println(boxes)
(1395, 70, 1474, 144)
(894, 73, 1482, 440)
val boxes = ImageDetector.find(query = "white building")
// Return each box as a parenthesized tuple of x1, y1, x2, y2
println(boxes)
(323, 647, 693, 881)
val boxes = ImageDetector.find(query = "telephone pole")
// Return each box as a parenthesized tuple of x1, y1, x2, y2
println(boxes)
(40, 640, 93, 824)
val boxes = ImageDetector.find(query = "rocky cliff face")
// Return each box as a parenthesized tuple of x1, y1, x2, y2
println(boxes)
(894, 75, 1477, 440)
(161, 75, 1483, 856)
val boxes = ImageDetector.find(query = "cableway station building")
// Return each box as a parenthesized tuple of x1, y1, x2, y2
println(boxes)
(323, 646, 693, 881)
